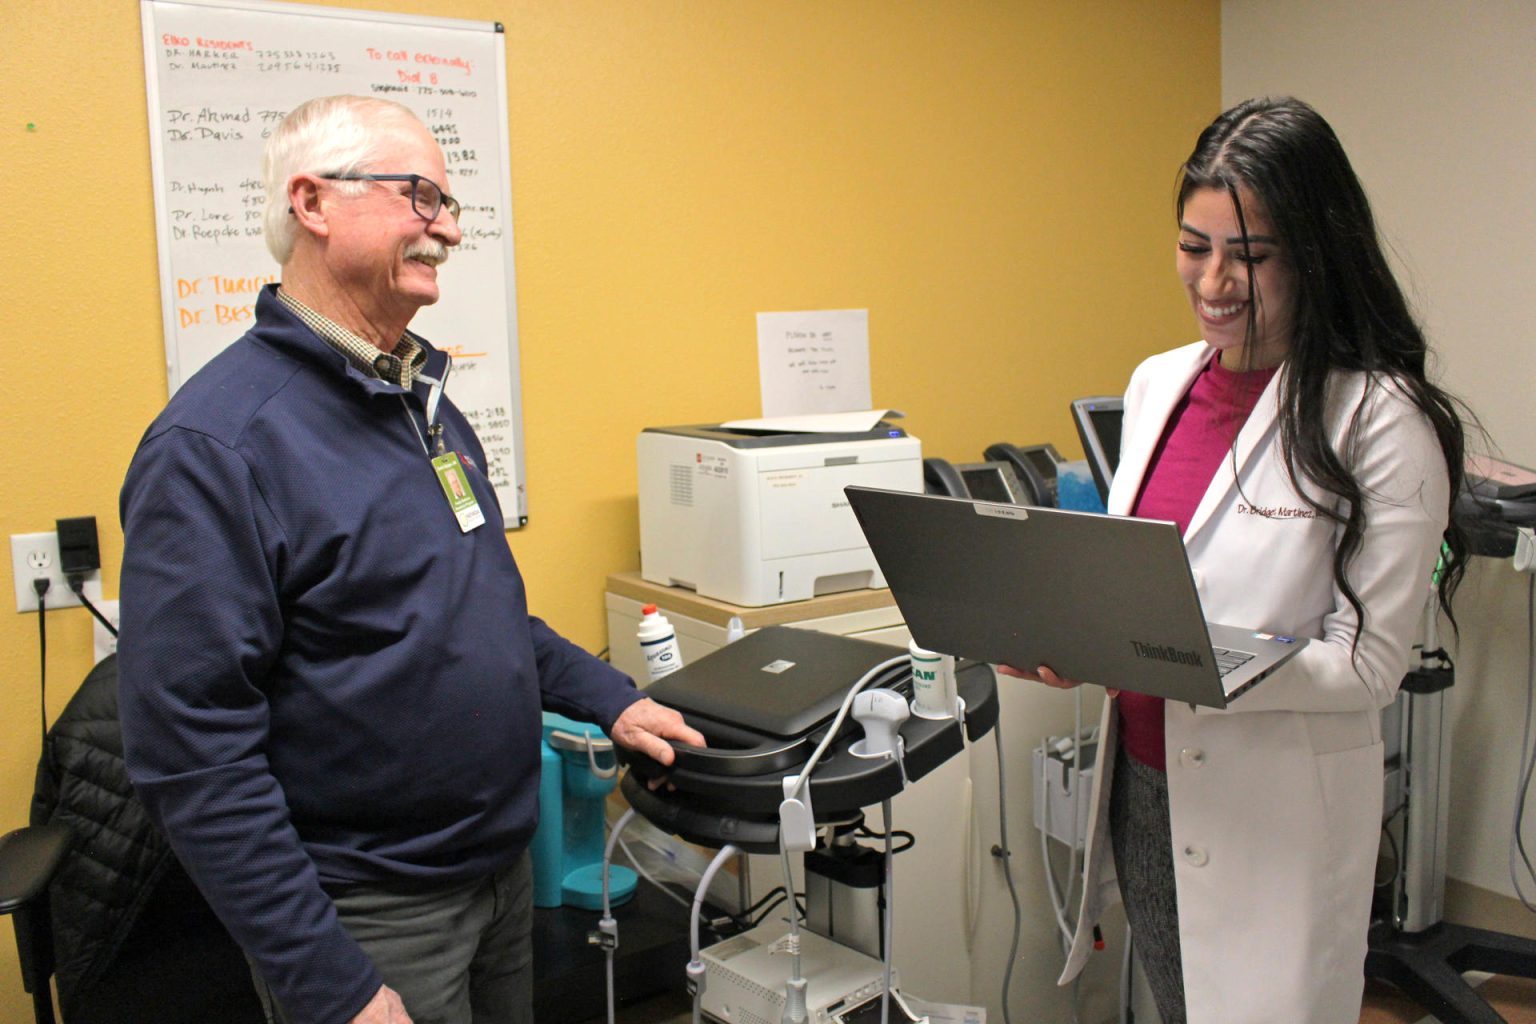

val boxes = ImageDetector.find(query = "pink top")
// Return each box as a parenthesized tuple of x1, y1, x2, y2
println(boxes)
(1118, 354, 1278, 770)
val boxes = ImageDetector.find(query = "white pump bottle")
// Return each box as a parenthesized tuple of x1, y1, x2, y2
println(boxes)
(636, 603, 685, 683)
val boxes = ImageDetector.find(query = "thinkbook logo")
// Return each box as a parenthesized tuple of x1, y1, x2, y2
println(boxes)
(1130, 641, 1204, 668)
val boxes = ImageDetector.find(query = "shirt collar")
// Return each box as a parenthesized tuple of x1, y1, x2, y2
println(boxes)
(275, 287, 426, 388)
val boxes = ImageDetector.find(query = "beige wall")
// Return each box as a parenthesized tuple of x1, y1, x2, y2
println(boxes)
(1223, 0, 1536, 907)
(0, 1, 1218, 1018)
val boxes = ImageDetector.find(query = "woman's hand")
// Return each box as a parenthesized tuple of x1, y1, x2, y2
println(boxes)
(996, 663, 1117, 698)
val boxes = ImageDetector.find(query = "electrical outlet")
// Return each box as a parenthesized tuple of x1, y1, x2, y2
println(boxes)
(11, 532, 93, 612)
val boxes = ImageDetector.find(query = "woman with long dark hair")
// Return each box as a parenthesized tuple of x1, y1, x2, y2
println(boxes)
(1003, 97, 1467, 1022)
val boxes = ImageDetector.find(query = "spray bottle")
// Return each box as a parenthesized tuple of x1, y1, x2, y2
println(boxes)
(637, 604, 685, 683)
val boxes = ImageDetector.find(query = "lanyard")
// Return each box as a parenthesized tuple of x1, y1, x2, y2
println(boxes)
(400, 351, 453, 458)
(398, 351, 483, 532)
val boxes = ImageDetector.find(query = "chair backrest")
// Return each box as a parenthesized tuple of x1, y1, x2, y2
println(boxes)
(1, 822, 73, 1023)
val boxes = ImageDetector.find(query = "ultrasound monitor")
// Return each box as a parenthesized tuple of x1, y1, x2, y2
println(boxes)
(1070, 396, 1123, 505)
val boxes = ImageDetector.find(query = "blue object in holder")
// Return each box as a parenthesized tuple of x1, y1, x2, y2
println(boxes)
(1055, 460, 1108, 513)
(530, 712, 636, 910)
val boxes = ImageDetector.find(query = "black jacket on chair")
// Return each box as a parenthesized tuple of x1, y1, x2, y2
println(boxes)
(27, 654, 262, 1023)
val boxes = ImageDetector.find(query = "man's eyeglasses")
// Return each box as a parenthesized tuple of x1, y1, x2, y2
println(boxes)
(322, 173, 462, 224)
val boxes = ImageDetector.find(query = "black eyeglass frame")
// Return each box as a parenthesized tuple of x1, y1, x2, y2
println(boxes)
(321, 173, 462, 223)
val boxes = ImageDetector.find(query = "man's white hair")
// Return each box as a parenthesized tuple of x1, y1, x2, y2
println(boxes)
(262, 95, 426, 265)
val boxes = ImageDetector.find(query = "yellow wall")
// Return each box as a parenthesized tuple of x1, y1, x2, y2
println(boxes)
(1, 1, 1217, 1015)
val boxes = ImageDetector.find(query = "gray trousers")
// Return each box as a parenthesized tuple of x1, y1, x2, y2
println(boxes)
(250, 851, 534, 1024)
(1110, 745, 1187, 1024)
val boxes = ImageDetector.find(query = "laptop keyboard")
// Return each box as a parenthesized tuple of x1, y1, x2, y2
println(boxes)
(1212, 646, 1256, 677)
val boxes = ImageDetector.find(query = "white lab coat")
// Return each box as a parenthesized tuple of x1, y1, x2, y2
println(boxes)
(1059, 342, 1449, 1023)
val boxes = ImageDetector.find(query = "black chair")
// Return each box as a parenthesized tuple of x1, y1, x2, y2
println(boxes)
(0, 823, 73, 1023)
(0, 655, 264, 1024)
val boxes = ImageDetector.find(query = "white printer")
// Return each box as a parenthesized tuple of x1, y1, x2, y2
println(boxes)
(638, 422, 922, 606)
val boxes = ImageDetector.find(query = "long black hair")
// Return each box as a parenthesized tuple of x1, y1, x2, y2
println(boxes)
(1176, 97, 1467, 636)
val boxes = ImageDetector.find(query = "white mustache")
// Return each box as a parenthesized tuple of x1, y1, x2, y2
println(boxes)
(405, 242, 449, 267)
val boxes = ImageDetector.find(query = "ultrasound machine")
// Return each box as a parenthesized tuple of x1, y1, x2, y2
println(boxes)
(614, 626, 998, 1024)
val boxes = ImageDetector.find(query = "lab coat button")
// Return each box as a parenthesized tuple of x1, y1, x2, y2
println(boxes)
(1183, 844, 1208, 867)
(1179, 748, 1206, 769)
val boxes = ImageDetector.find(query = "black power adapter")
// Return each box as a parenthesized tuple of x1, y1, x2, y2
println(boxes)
(56, 516, 102, 576)
(56, 515, 117, 638)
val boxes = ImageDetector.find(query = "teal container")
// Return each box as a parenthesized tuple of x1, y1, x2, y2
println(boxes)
(531, 734, 565, 907)
(530, 712, 637, 910)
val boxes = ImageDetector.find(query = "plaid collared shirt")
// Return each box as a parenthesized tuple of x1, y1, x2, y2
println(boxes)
(276, 287, 426, 388)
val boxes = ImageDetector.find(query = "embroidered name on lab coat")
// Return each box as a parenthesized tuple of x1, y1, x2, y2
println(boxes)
(1236, 502, 1316, 519)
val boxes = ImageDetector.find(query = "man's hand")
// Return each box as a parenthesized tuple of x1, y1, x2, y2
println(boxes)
(610, 697, 706, 766)
(350, 985, 411, 1024)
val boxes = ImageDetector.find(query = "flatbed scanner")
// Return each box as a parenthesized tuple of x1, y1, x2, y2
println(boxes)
(637, 422, 922, 607)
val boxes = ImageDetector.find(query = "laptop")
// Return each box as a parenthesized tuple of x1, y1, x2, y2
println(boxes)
(844, 486, 1307, 708)
(643, 625, 910, 739)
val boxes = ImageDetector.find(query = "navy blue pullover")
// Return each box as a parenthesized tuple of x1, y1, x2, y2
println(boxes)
(118, 287, 642, 1024)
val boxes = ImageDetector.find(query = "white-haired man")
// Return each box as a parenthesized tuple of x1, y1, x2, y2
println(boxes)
(119, 95, 702, 1024)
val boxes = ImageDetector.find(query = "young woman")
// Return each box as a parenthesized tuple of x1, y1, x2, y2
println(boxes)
(1002, 97, 1467, 1022)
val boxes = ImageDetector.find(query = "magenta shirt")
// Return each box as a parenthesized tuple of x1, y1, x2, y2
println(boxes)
(1118, 354, 1278, 770)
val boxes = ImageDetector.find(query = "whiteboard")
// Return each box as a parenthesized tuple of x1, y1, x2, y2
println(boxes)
(141, 0, 527, 524)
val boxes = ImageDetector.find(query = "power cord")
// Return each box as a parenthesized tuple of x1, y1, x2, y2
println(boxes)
(35, 578, 51, 750)
(990, 714, 1024, 1024)
(853, 820, 915, 854)
(67, 572, 118, 637)
(876, 797, 897, 1024)
(735, 885, 807, 931)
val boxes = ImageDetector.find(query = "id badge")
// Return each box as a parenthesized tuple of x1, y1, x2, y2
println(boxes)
(432, 452, 485, 532)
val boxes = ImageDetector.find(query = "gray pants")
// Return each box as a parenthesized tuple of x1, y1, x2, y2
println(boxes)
(1110, 745, 1187, 1024)
(250, 851, 534, 1024)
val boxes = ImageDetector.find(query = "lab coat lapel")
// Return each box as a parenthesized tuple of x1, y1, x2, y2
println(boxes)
(1183, 363, 1284, 543)
(1108, 346, 1211, 518)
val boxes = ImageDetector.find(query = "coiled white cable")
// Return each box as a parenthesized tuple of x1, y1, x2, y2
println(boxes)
(783, 655, 911, 804)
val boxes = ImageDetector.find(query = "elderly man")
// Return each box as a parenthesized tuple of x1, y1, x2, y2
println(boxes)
(118, 95, 702, 1024)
